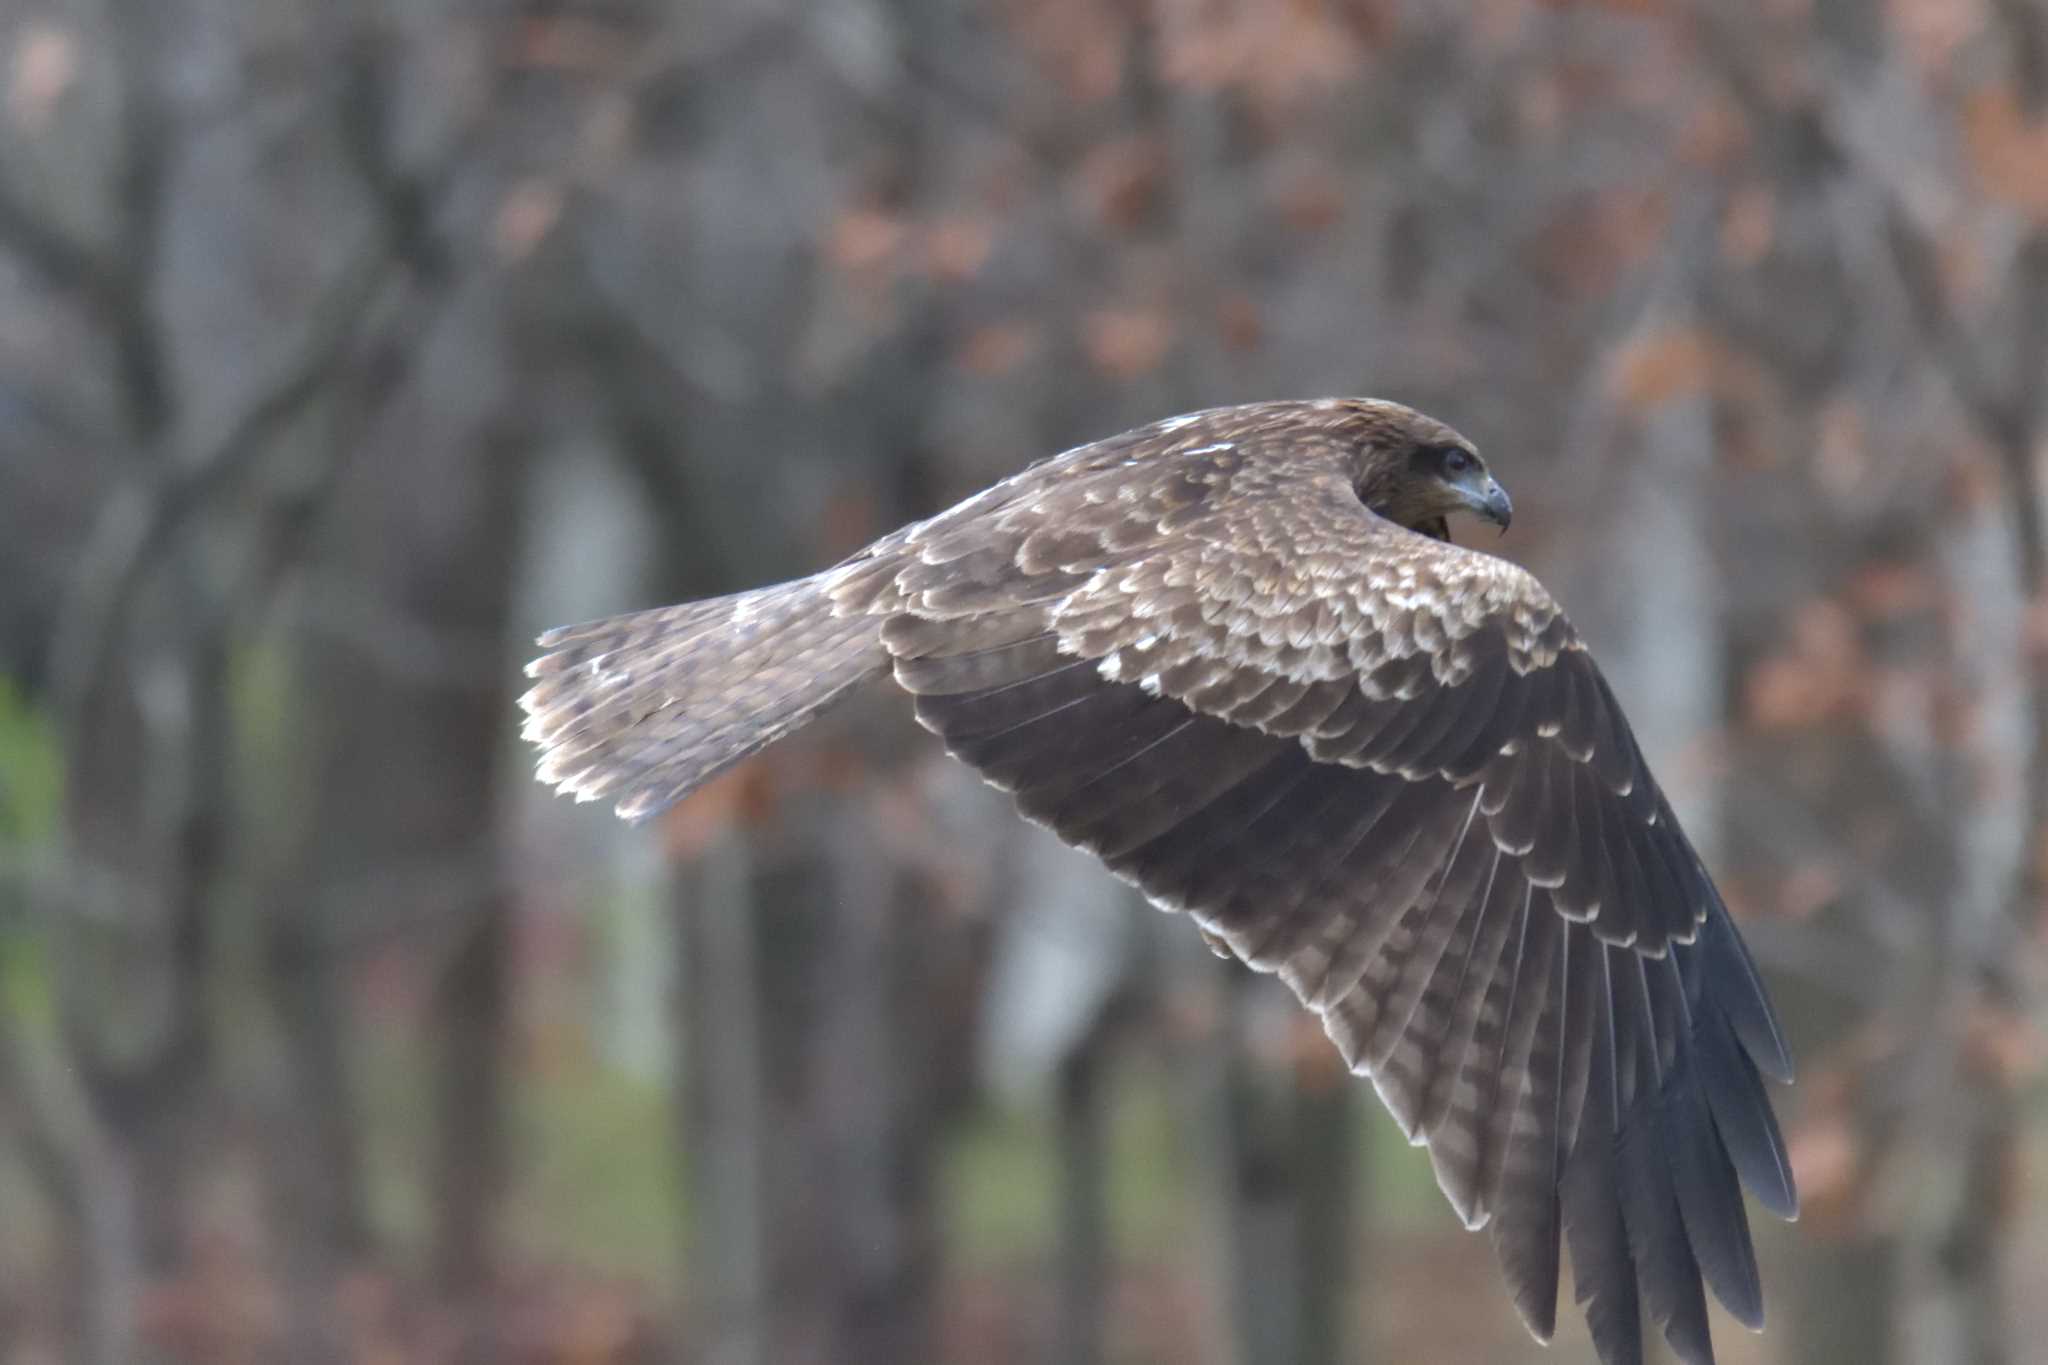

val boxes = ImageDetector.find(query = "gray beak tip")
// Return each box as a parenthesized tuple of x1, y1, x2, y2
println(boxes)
(1480, 480, 1513, 534)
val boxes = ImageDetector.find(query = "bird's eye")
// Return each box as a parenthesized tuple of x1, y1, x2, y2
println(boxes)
(1440, 447, 1474, 475)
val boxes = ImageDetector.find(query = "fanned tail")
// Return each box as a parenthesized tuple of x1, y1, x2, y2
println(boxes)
(518, 573, 887, 821)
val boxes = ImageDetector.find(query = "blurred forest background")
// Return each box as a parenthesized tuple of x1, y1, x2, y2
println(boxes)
(3, 0, 2048, 1362)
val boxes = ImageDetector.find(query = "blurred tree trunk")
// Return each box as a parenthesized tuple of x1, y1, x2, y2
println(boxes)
(433, 894, 512, 1297)
(676, 770, 972, 1365)
(263, 913, 369, 1365)
(1293, 1057, 1355, 1365)
(1054, 1024, 1109, 1365)
(1212, 976, 1358, 1365)
(419, 421, 531, 1301)
(678, 833, 769, 1365)
(286, 397, 533, 1312)
(42, 9, 209, 1348)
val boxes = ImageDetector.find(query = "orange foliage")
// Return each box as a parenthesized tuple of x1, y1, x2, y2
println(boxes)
(1289, 1010, 1349, 1090)
(2020, 593, 2048, 662)
(1743, 598, 1868, 731)
(923, 214, 997, 282)
(826, 205, 909, 275)
(1271, 164, 1345, 233)
(1076, 135, 1169, 233)
(1786, 1108, 1864, 1237)
(1534, 186, 1671, 297)
(1775, 861, 1844, 919)
(1844, 560, 1940, 620)
(1676, 90, 1750, 168)
(1963, 999, 2045, 1091)
(660, 761, 784, 860)
(1888, 0, 1990, 72)
(1963, 85, 2048, 222)
(1082, 307, 1174, 378)
(1606, 327, 1723, 411)
(506, 14, 631, 73)
(1719, 181, 1777, 266)
(494, 180, 564, 262)
(1813, 396, 1869, 504)
(6, 22, 77, 133)
(1156, 0, 1373, 114)
(1000, 0, 1133, 103)
(954, 320, 1042, 376)
(1217, 290, 1264, 351)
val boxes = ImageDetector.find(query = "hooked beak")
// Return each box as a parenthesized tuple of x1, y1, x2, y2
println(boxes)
(1463, 475, 1513, 534)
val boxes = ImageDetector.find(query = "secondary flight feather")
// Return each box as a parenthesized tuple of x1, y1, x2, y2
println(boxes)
(519, 397, 1796, 1365)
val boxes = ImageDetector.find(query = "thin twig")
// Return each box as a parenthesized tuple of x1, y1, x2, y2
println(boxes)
(46, 242, 397, 738)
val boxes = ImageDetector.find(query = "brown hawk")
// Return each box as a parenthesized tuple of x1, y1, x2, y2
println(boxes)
(520, 398, 1795, 1365)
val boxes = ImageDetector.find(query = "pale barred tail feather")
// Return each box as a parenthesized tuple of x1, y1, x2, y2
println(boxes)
(519, 574, 888, 822)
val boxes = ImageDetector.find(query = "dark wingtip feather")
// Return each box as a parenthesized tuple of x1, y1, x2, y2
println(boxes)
(1562, 951, 1645, 1365)
(1696, 1009, 1799, 1221)
(1564, 1131, 1645, 1365)
(1667, 1065, 1764, 1329)
(1618, 1121, 1716, 1365)
(1697, 878, 1796, 1086)
(1607, 954, 1715, 1365)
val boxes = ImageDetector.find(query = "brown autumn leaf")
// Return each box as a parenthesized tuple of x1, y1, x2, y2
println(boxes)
(7, 22, 76, 133)
(1944, 441, 2002, 513)
(1936, 223, 1991, 311)
(555, 1283, 645, 1365)
(1157, 0, 1365, 113)
(1540, 0, 1665, 13)
(1844, 559, 1938, 620)
(2020, 593, 2048, 661)
(1963, 999, 2045, 1090)
(1715, 875, 1765, 927)
(1742, 598, 1866, 730)
(1744, 655, 1835, 731)
(1813, 395, 1868, 504)
(1536, 186, 1671, 297)
(508, 14, 630, 73)
(1889, 0, 1988, 72)
(1331, 0, 1397, 46)
(817, 484, 882, 556)
(1928, 672, 1983, 751)
(660, 761, 782, 860)
(1776, 862, 1843, 919)
(1786, 1110, 1864, 1238)
(1720, 181, 1776, 266)
(2031, 823, 2048, 909)
(1272, 166, 1344, 233)
(1082, 307, 1173, 379)
(1607, 327, 1721, 412)
(1001, 0, 1131, 104)
(1218, 290, 1263, 351)
(923, 214, 996, 282)
(1678, 90, 1749, 168)
(1963, 85, 2048, 222)
(954, 320, 1041, 376)
(826, 205, 908, 275)
(1793, 596, 1865, 672)
(493, 180, 564, 262)
(1290, 1010, 1348, 1091)
(1077, 135, 1168, 232)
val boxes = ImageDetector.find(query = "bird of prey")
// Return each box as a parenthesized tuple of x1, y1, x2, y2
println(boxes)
(519, 398, 1795, 1365)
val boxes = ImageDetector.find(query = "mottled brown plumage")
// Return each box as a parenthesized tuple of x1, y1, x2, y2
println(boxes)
(519, 398, 1795, 1365)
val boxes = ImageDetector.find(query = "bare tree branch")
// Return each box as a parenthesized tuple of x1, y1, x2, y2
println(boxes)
(0, 179, 113, 302)
(46, 240, 397, 737)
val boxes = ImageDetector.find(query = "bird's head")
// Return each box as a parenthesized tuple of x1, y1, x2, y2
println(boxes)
(1340, 400, 1513, 541)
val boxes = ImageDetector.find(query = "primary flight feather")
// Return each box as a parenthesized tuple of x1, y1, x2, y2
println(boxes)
(519, 397, 1796, 1365)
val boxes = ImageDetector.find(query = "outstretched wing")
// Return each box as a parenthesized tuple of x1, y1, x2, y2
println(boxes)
(866, 447, 1795, 1365)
